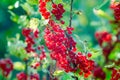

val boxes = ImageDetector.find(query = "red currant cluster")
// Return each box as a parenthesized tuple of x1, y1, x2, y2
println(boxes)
(95, 31, 112, 46)
(95, 31, 112, 59)
(17, 72, 27, 80)
(66, 27, 74, 34)
(111, 69, 120, 80)
(110, 3, 120, 21)
(44, 20, 94, 78)
(75, 52, 94, 78)
(95, 31, 114, 60)
(22, 28, 38, 53)
(39, 0, 51, 19)
(0, 58, 13, 77)
(93, 66, 106, 80)
(51, 3, 65, 20)
(17, 72, 39, 80)
(39, 0, 65, 24)
(22, 28, 46, 67)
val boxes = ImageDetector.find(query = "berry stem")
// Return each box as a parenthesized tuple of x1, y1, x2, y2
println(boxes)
(69, 0, 73, 27)
(25, 60, 28, 79)
(51, 0, 54, 4)
(72, 75, 78, 80)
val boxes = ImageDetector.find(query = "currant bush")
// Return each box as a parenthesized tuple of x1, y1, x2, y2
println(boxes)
(1, 0, 120, 80)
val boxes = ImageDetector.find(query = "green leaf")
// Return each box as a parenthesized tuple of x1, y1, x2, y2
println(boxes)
(27, 18, 39, 30)
(109, 43, 120, 60)
(95, 0, 109, 9)
(93, 9, 113, 20)
(74, 34, 87, 53)
(7, 37, 29, 60)
(53, 70, 65, 77)
(21, 3, 33, 15)
(61, 73, 74, 80)
(42, 58, 49, 69)
(14, 62, 25, 71)
(27, 0, 38, 5)
(8, 10, 19, 22)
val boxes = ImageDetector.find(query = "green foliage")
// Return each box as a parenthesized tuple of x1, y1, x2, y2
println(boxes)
(53, 70, 65, 77)
(0, 0, 119, 80)
(61, 73, 74, 80)
(14, 62, 25, 71)
(7, 34, 29, 60)
(27, 0, 38, 5)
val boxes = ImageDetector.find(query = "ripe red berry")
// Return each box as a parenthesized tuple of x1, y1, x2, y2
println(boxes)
(34, 29, 39, 38)
(58, 4, 63, 8)
(17, 72, 27, 80)
(87, 53, 92, 58)
(52, 3, 57, 8)
(60, 20, 65, 24)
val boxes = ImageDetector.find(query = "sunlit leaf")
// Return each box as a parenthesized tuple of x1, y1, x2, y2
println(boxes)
(27, 18, 39, 30)
(27, 0, 38, 5)
(14, 62, 25, 70)
(93, 9, 113, 20)
(53, 70, 65, 77)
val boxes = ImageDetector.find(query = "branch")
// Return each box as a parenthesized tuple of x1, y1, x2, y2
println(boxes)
(69, 0, 73, 27)
(72, 75, 78, 80)
(51, 0, 54, 4)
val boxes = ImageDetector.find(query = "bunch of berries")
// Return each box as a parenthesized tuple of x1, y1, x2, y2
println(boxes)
(51, 3, 65, 20)
(95, 31, 112, 47)
(111, 69, 120, 80)
(44, 20, 94, 78)
(22, 28, 46, 68)
(39, 0, 51, 19)
(22, 28, 39, 53)
(95, 31, 113, 59)
(17, 72, 40, 80)
(66, 27, 74, 34)
(0, 58, 13, 77)
(110, 3, 120, 21)
(93, 66, 106, 80)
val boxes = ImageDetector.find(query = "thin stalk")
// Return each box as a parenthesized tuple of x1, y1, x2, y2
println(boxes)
(72, 75, 78, 80)
(25, 60, 28, 79)
(69, 0, 73, 27)
(51, 0, 54, 4)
